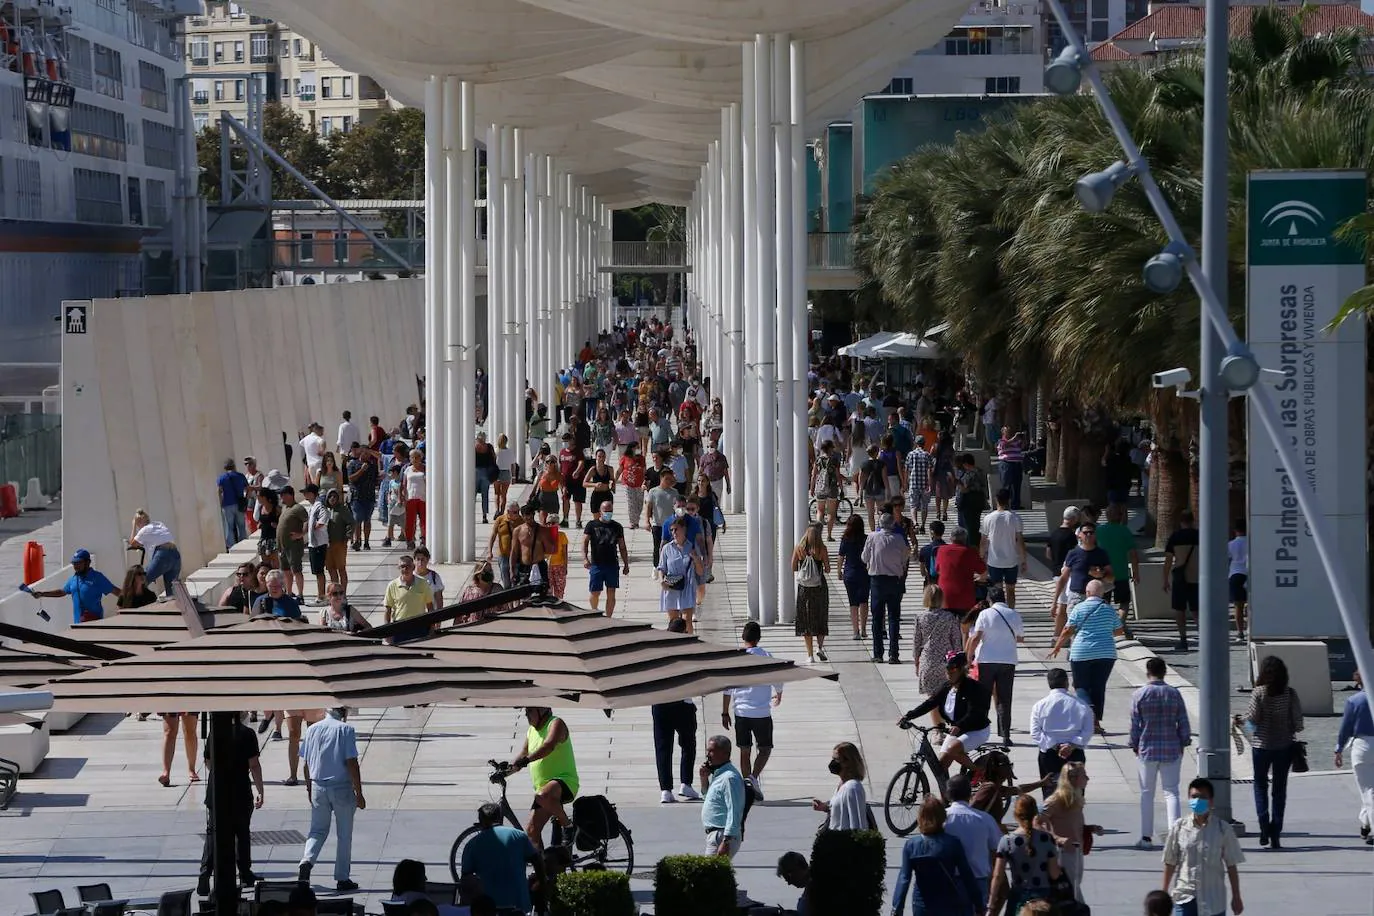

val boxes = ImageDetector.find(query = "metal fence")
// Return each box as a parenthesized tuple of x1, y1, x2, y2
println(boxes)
(807, 232, 854, 270)
(0, 418, 61, 500)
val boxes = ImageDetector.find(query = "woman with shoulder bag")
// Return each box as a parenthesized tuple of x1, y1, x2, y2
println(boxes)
(892, 797, 983, 916)
(1240, 654, 1305, 849)
(657, 517, 703, 634)
(792, 523, 831, 665)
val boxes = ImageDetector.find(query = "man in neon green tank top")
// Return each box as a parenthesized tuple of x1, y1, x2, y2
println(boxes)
(510, 706, 579, 850)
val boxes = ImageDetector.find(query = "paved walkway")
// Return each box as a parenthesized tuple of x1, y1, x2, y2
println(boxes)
(2, 501, 1372, 914)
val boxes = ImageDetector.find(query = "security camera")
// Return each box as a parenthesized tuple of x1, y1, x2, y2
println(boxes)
(1151, 368, 1192, 389)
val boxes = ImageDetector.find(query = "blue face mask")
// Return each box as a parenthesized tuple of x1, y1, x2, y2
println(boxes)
(1188, 797, 1210, 816)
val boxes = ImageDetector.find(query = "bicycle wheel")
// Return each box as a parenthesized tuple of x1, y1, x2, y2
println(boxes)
(570, 825, 635, 876)
(447, 823, 483, 882)
(834, 497, 855, 524)
(883, 763, 931, 836)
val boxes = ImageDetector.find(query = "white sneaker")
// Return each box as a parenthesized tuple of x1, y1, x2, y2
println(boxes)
(748, 775, 765, 801)
(660, 790, 676, 804)
(1134, 837, 1153, 850)
(678, 783, 702, 801)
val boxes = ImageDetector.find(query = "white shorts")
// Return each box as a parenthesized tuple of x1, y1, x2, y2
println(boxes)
(940, 726, 991, 755)
(1059, 589, 1083, 608)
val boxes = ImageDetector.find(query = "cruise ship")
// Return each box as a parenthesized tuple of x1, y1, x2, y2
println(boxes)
(0, 0, 197, 396)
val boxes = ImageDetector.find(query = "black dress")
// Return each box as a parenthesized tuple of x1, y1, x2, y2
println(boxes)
(794, 546, 830, 638)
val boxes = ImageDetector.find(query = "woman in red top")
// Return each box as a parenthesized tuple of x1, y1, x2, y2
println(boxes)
(618, 443, 647, 528)
(933, 526, 987, 614)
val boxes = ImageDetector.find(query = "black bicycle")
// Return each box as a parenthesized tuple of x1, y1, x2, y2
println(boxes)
(447, 760, 634, 881)
(883, 722, 1016, 836)
(807, 494, 855, 526)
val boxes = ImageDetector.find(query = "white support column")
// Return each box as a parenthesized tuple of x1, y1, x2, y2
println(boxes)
(510, 129, 527, 451)
(560, 171, 573, 372)
(773, 33, 796, 625)
(456, 79, 477, 560)
(712, 139, 725, 402)
(725, 102, 745, 514)
(486, 124, 506, 470)
(741, 41, 759, 621)
(536, 156, 552, 409)
(790, 40, 810, 551)
(502, 125, 520, 457)
(424, 75, 450, 561)
(752, 33, 778, 626)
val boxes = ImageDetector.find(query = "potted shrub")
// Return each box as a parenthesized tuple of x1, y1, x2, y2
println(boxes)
(550, 870, 636, 916)
(653, 854, 737, 916)
(810, 829, 886, 916)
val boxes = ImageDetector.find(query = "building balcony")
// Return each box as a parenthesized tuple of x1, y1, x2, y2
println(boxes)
(190, 56, 209, 67)
(192, 92, 209, 104)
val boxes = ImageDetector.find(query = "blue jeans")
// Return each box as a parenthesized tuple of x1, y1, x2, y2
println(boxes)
(1173, 899, 1224, 916)
(1252, 744, 1293, 837)
(144, 545, 182, 594)
(870, 575, 904, 661)
(476, 467, 492, 516)
(301, 784, 357, 882)
(1070, 656, 1115, 723)
(220, 505, 247, 550)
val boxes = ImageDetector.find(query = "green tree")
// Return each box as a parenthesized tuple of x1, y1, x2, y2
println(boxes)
(324, 107, 426, 200)
(195, 103, 335, 201)
(852, 5, 1373, 541)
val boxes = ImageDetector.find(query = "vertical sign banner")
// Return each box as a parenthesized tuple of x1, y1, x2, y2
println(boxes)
(1246, 170, 1368, 640)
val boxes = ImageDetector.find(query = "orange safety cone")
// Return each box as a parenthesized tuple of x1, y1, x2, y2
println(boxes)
(22, 540, 45, 585)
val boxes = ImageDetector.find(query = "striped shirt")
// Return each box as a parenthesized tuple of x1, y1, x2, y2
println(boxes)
(904, 448, 933, 496)
(1129, 680, 1191, 761)
(1245, 685, 1303, 749)
(996, 437, 1023, 463)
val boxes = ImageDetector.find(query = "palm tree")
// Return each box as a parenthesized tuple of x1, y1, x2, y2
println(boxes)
(852, 5, 1374, 544)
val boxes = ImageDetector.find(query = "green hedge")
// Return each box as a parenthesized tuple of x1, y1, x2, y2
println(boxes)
(550, 870, 636, 916)
(810, 829, 886, 916)
(653, 854, 737, 916)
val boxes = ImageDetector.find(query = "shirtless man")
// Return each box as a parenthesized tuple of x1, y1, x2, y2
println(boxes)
(512, 505, 551, 586)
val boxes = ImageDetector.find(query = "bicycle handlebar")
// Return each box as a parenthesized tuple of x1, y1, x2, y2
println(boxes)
(898, 720, 945, 735)
(488, 759, 514, 783)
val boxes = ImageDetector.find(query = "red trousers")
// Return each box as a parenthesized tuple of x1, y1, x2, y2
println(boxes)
(404, 498, 426, 541)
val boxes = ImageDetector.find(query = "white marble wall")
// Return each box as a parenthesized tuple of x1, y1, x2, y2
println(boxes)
(59, 280, 424, 593)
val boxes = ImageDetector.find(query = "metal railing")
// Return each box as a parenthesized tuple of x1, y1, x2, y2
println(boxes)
(807, 232, 854, 270)
(0, 420, 61, 500)
(601, 240, 687, 267)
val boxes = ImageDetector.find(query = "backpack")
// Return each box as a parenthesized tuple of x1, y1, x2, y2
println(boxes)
(797, 551, 823, 588)
(815, 454, 839, 491)
(924, 541, 944, 581)
(862, 460, 886, 497)
(742, 779, 759, 835)
(572, 795, 622, 849)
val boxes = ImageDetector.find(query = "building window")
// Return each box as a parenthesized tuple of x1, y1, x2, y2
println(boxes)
(299, 231, 315, 262)
(214, 80, 224, 101)
(147, 179, 169, 226)
(984, 76, 1021, 94)
(341, 76, 352, 98)
(1090, 21, 1109, 40)
(341, 115, 352, 133)
(66, 34, 94, 89)
(320, 77, 332, 99)
(213, 41, 224, 63)
(883, 77, 913, 95)
(92, 43, 123, 100)
(334, 234, 348, 263)
(139, 61, 168, 112)
(294, 38, 303, 57)
(234, 80, 244, 101)
(320, 116, 332, 136)
(74, 167, 124, 223)
(189, 36, 208, 66)
(250, 32, 272, 63)
(72, 102, 128, 160)
(280, 38, 291, 58)
(15, 159, 41, 220)
(234, 40, 245, 63)
(143, 119, 177, 170)
(281, 78, 292, 97)
(297, 78, 315, 102)
(193, 112, 209, 131)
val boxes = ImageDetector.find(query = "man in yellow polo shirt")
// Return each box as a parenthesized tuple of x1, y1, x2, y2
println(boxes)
(383, 555, 434, 625)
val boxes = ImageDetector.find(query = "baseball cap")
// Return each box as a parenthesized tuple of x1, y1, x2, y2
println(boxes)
(1063, 505, 1080, 521)
(71, 548, 92, 563)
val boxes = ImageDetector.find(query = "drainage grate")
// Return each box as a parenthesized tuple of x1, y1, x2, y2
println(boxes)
(250, 830, 307, 846)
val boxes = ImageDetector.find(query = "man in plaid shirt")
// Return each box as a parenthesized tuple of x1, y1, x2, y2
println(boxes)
(902, 435, 934, 534)
(1130, 656, 1192, 850)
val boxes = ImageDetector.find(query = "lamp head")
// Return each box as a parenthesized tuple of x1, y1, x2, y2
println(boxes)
(1142, 240, 1191, 294)
(1044, 46, 1083, 95)
(1075, 161, 1132, 213)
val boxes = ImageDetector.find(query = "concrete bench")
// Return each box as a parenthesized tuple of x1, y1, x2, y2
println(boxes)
(0, 715, 50, 774)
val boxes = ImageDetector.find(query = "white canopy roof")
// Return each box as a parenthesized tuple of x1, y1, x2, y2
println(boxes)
(250, 0, 972, 206)
(838, 331, 940, 360)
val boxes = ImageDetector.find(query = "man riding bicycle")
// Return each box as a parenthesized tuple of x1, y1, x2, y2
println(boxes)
(896, 651, 993, 774)
(509, 707, 579, 851)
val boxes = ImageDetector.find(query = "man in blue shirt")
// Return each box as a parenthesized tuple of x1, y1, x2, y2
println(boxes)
(298, 708, 365, 892)
(22, 548, 119, 624)
(1335, 668, 1374, 845)
(942, 774, 1000, 906)
(698, 735, 745, 859)
(460, 803, 545, 913)
(216, 458, 249, 550)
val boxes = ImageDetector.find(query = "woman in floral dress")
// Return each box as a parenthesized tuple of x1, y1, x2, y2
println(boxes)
(911, 584, 966, 701)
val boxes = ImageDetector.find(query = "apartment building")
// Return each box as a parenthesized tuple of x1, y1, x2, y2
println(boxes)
(185, 0, 394, 134)
(892, 0, 1046, 96)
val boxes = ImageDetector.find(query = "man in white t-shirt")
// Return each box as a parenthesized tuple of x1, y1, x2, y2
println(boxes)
(1227, 519, 1248, 640)
(966, 585, 1025, 744)
(299, 422, 327, 485)
(980, 487, 1027, 606)
(336, 411, 361, 456)
(721, 621, 781, 800)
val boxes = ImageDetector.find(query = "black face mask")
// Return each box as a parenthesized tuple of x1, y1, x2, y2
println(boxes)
(827, 759, 842, 776)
